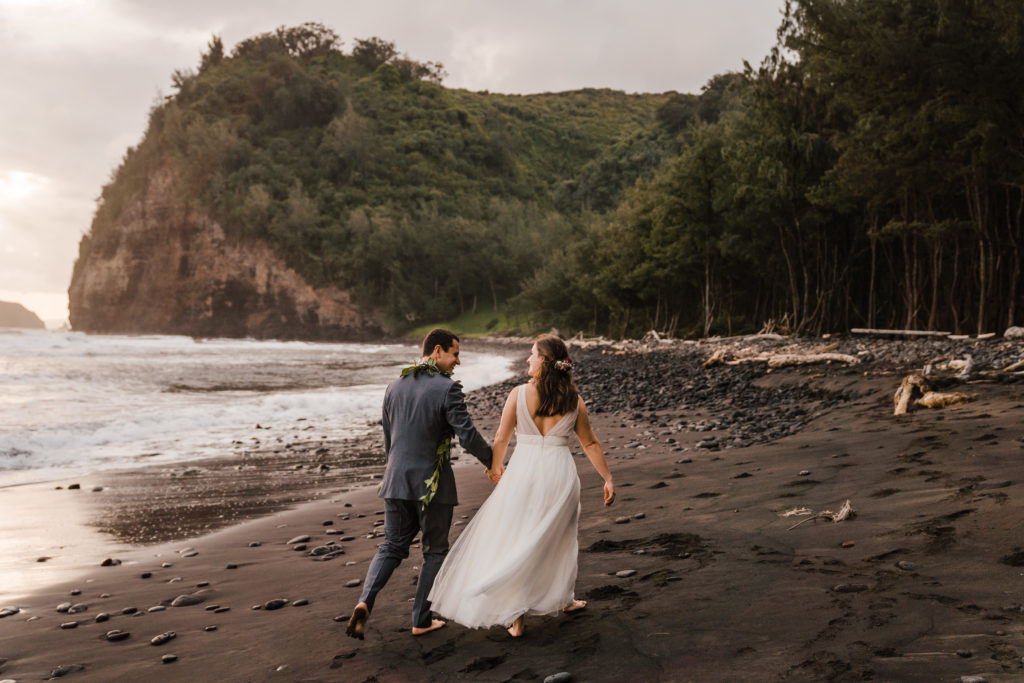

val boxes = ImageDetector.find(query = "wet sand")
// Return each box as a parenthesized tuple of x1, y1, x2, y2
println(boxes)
(2, 340, 1024, 681)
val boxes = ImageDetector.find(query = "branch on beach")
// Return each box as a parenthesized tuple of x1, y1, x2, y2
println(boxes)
(893, 373, 976, 416)
(785, 499, 855, 530)
(703, 345, 860, 369)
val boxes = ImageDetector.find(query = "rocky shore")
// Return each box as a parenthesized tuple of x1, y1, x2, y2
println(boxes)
(2, 335, 1024, 681)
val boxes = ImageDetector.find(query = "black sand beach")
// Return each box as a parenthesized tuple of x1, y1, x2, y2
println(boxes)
(2, 336, 1024, 681)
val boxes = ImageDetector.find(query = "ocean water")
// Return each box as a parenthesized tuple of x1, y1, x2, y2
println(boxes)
(0, 330, 516, 487)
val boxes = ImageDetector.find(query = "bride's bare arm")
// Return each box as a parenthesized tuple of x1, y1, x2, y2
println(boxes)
(575, 397, 615, 505)
(489, 387, 518, 479)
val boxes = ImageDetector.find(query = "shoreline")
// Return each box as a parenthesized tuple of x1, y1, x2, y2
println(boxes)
(3, 338, 1024, 681)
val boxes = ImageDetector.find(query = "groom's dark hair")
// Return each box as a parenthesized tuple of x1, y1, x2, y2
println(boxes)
(422, 328, 459, 356)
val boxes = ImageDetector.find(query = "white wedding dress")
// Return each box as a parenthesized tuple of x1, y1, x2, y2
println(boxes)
(428, 384, 581, 628)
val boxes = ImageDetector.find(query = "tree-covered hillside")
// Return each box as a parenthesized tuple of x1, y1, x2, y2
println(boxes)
(74, 24, 683, 330)
(75, 3, 1024, 339)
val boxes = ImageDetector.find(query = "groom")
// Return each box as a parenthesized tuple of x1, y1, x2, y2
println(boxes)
(345, 328, 494, 639)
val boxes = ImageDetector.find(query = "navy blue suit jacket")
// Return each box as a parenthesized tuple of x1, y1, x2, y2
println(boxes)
(378, 371, 492, 505)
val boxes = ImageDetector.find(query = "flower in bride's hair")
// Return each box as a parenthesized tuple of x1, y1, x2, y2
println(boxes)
(554, 357, 574, 372)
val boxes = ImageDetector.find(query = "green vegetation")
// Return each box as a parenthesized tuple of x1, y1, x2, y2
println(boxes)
(78, 5, 1024, 338)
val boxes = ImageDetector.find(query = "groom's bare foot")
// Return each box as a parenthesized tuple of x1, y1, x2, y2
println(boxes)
(507, 616, 524, 638)
(411, 619, 446, 636)
(345, 603, 369, 640)
(562, 599, 587, 613)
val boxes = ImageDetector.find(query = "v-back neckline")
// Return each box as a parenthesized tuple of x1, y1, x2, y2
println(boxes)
(520, 384, 573, 437)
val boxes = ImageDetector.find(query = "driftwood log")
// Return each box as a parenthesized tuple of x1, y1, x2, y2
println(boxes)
(893, 373, 976, 415)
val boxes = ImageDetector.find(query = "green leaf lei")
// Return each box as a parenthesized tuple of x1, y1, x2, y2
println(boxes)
(398, 358, 454, 510)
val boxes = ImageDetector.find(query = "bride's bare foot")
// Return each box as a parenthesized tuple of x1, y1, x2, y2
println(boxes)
(562, 599, 587, 613)
(411, 619, 446, 636)
(507, 616, 524, 638)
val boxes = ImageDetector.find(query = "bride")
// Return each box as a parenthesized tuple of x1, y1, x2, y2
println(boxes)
(427, 334, 615, 637)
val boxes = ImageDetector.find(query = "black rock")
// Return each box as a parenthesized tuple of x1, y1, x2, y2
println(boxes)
(170, 594, 205, 607)
(226, 563, 238, 569)
(68, 483, 81, 490)
(105, 629, 130, 642)
(50, 664, 85, 677)
(897, 560, 918, 571)
(60, 621, 78, 629)
(196, 581, 210, 587)
(614, 517, 630, 524)
(121, 607, 138, 615)
(832, 583, 869, 593)
(70, 589, 81, 596)
(150, 631, 176, 646)
(56, 601, 72, 613)
(0, 606, 20, 618)
(95, 613, 110, 623)
(140, 572, 152, 579)
(345, 579, 361, 588)
(322, 520, 333, 526)
(286, 535, 311, 545)
(214, 607, 230, 613)
(292, 599, 309, 607)
(248, 541, 261, 547)
(161, 653, 178, 664)
(68, 603, 88, 614)
(264, 599, 289, 610)
(101, 558, 121, 567)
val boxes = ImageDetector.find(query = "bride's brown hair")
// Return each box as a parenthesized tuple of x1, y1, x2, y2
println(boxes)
(534, 334, 579, 417)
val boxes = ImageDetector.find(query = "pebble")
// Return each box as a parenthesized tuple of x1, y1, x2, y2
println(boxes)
(140, 572, 152, 579)
(92, 486, 103, 492)
(226, 563, 238, 569)
(181, 551, 199, 558)
(978, 479, 1011, 489)
(960, 677, 986, 683)
(100, 593, 110, 598)
(68, 483, 81, 490)
(214, 607, 230, 613)
(292, 599, 309, 607)
(49, 664, 85, 677)
(162, 654, 178, 664)
(70, 589, 81, 595)
(148, 606, 166, 613)
(95, 613, 110, 623)
(897, 561, 918, 571)
(249, 541, 261, 547)
(841, 541, 856, 548)
(309, 546, 334, 556)
(286, 535, 311, 545)
(203, 625, 218, 631)
(544, 673, 573, 683)
(615, 570, 637, 578)
(150, 631, 176, 646)
(323, 520, 333, 526)
(105, 629, 130, 641)
(799, 470, 811, 476)
(205, 604, 219, 611)
(614, 517, 630, 524)
(832, 584, 868, 593)
(121, 607, 138, 615)
(632, 512, 646, 520)
(340, 536, 356, 542)
(161, 562, 173, 568)
(56, 602, 72, 612)
(0, 607, 20, 618)
(67, 603, 88, 614)
(60, 621, 78, 629)
(264, 599, 289, 610)
(170, 594, 204, 607)
(956, 649, 973, 658)
(196, 581, 210, 587)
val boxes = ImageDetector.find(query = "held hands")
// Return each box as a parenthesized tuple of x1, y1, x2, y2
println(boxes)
(603, 479, 615, 506)
(486, 462, 505, 484)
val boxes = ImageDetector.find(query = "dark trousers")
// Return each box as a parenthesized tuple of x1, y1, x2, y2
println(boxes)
(358, 498, 454, 629)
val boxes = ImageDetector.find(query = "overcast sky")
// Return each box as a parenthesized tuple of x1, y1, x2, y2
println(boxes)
(0, 0, 785, 323)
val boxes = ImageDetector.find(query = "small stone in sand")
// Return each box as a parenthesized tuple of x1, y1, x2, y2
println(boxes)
(70, 589, 81, 595)
(897, 560, 918, 571)
(196, 581, 209, 587)
(95, 613, 110, 622)
(345, 579, 361, 588)
(37, 556, 50, 562)
(170, 595, 204, 607)
(68, 603, 89, 614)
(214, 607, 230, 613)
(150, 631, 176, 646)
(799, 470, 811, 476)
(293, 544, 308, 552)
(60, 621, 78, 629)
(226, 563, 238, 569)
(956, 649, 973, 658)
(140, 572, 152, 579)
(632, 512, 646, 519)
(978, 480, 1011, 489)
(345, 561, 357, 566)
(203, 625, 217, 631)
(544, 673, 573, 683)
(105, 629, 130, 641)
(121, 607, 138, 615)
(162, 654, 178, 664)
(249, 541, 261, 547)
(68, 483, 81, 490)
(333, 614, 350, 622)
(56, 602, 72, 612)
(340, 536, 356, 542)
(0, 607, 20, 618)
(841, 541, 856, 548)
(615, 570, 637, 578)
(832, 584, 868, 593)
(148, 606, 166, 613)
(960, 677, 986, 683)
(49, 664, 85, 677)
(161, 562, 173, 568)
(264, 599, 289, 610)
(292, 599, 309, 607)
(101, 558, 121, 567)
(614, 517, 630, 524)
(181, 551, 198, 558)
(323, 520, 333, 526)
(287, 535, 311, 545)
